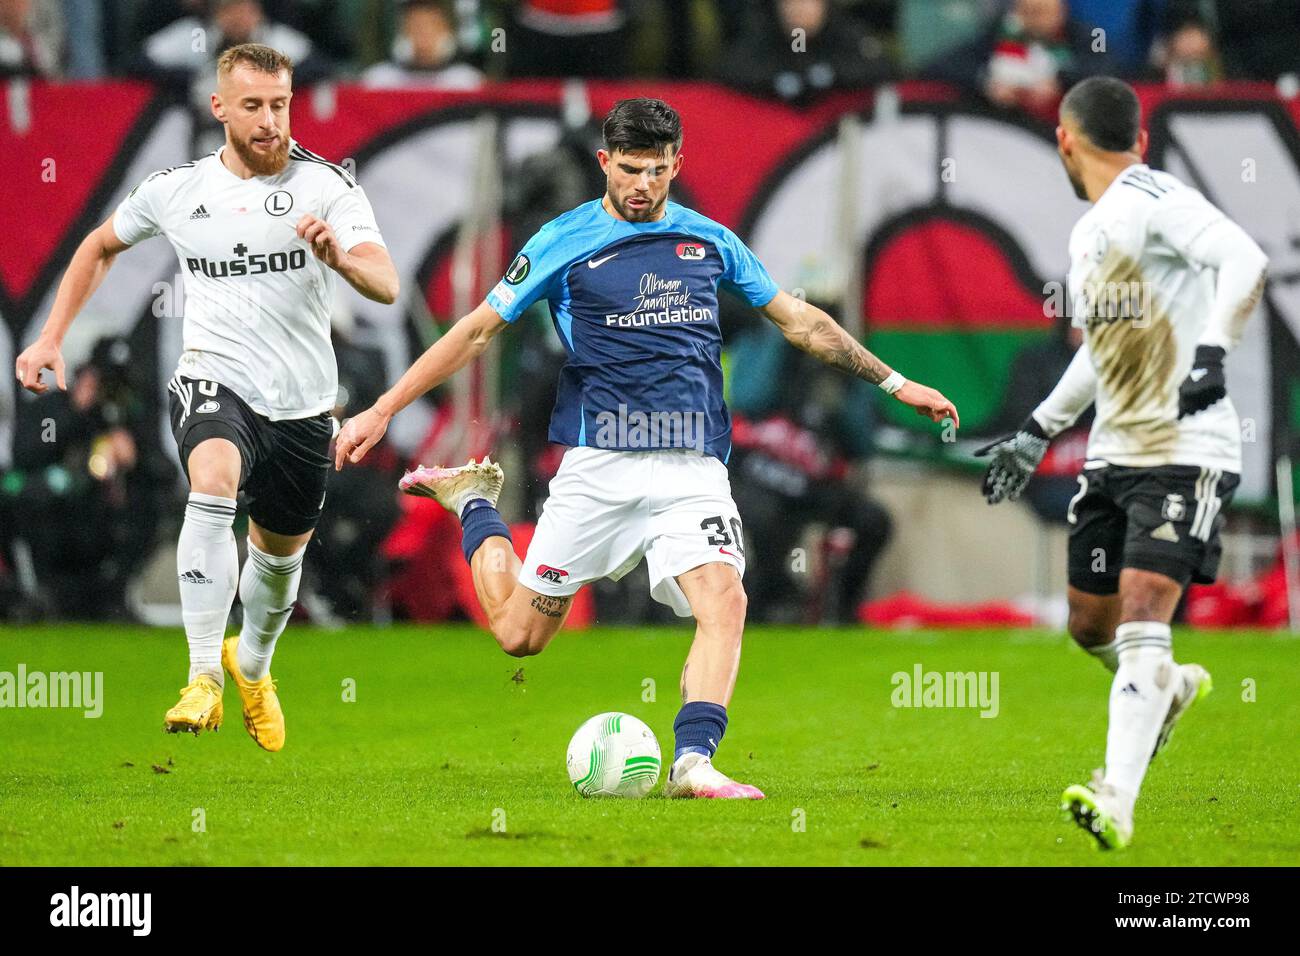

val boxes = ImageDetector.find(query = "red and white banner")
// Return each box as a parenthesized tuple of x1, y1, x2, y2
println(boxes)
(2, 80, 1298, 501)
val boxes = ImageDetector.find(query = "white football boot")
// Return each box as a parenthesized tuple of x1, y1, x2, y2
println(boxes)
(1152, 663, 1212, 759)
(399, 456, 505, 515)
(664, 752, 765, 799)
(1061, 770, 1134, 850)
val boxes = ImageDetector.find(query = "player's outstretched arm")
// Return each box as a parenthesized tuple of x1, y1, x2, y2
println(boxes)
(759, 290, 960, 427)
(296, 214, 399, 304)
(976, 342, 1097, 504)
(15, 216, 130, 394)
(335, 300, 508, 469)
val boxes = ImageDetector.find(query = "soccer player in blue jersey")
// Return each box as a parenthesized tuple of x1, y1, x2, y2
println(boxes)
(336, 98, 959, 798)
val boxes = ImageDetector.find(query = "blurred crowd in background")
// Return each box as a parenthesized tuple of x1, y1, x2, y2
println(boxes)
(2, 0, 1299, 102)
(2, 0, 1295, 627)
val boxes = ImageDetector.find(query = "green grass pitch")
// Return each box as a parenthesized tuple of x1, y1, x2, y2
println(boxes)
(1, 624, 1295, 866)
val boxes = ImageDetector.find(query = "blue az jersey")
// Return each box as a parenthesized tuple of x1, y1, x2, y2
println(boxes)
(486, 199, 779, 463)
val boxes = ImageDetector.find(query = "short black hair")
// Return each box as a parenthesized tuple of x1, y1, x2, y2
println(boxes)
(1061, 77, 1142, 152)
(602, 98, 683, 155)
(399, 0, 450, 13)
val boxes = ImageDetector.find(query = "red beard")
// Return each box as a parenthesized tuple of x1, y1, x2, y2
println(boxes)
(230, 132, 290, 176)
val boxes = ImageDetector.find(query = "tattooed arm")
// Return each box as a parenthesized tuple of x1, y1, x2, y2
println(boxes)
(759, 290, 961, 426)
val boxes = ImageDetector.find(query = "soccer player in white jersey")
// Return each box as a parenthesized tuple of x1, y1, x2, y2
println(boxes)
(336, 98, 960, 798)
(15, 44, 398, 749)
(978, 77, 1268, 848)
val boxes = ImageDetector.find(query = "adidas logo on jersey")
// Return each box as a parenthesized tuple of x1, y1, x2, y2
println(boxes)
(189, 204, 210, 220)
(1151, 521, 1181, 543)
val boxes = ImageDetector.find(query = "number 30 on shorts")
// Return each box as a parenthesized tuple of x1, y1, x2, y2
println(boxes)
(701, 515, 745, 556)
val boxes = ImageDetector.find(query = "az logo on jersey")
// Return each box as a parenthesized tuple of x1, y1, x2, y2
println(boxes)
(536, 564, 569, 584)
(676, 242, 705, 261)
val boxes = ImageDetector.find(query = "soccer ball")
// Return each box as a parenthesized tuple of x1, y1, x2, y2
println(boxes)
(566, 712, 661, 798)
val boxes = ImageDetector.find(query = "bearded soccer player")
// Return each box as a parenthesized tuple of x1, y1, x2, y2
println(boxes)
(15, 44, 398, 749)
(336, 98, 958, 798)
(978, 77, 1268, 847)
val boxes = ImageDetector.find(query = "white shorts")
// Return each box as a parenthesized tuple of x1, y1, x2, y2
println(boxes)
(521, 447, 746, 617)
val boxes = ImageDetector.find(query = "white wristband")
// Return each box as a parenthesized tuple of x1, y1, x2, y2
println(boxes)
(878, 371, 906, 395)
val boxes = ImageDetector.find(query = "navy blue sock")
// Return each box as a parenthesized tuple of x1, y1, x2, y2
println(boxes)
(673, 701, 728, 761)
(459, 498, 511, 565)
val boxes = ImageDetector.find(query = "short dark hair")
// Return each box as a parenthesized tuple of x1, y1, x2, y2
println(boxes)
(1060, 77, 1141, 152)
(602, 98, 683, 155)
(399, 0, 450, 15)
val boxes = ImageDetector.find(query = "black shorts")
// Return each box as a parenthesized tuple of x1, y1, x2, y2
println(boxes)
(168, 375, 334, 536)
(1067, 462, 1239, 595)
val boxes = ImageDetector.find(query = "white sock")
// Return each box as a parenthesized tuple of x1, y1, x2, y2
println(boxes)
(1086, 641, 1119, 673)
(1102, 621, 1177, 810)
(237, 540, 304, 680)
(178, 493, 239, 684)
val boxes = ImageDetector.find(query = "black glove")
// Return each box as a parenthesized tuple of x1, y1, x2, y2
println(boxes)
(1178, 344, 1227, 418)
(974, 417, 1050, 504)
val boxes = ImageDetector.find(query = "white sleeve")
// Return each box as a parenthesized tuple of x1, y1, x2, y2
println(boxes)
(112, 173, 164, 246)
(1031, 343, 1097, 438)
(325, 182, 386, 252)
(1149, 191, 1269, 352)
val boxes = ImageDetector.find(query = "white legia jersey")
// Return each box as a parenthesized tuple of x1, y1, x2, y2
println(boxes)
(114, 141, 385, 420)
(1064, 164, 1242, 472)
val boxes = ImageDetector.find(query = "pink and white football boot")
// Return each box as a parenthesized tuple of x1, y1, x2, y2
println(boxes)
(664, 753, 765, 799)
(399, 456, 504, 515)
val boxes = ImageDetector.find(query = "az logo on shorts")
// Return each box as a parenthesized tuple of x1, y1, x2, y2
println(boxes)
(1162, 493, 1187, 521)
(536, 564, 569, 584)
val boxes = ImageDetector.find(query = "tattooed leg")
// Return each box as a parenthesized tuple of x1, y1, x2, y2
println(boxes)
(531, 594, 569, 619)
(466, 534, 573, 657)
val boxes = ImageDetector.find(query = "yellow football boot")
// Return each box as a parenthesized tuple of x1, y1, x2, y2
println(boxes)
(221, 636, 285, 752)
(163, 674, 224, 735)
